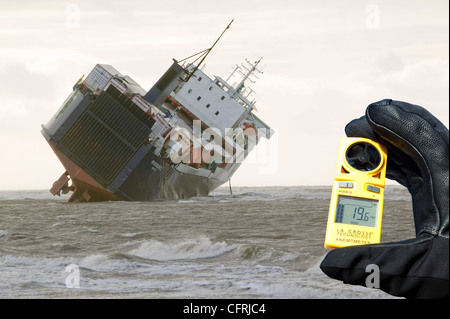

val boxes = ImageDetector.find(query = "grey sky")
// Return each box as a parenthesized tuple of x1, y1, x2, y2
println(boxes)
(0, 0, 448, 189)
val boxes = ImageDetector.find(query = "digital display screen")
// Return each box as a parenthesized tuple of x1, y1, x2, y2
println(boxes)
(335, 196, 378, 228)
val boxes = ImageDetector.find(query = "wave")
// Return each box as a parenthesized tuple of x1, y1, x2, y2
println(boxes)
(0, 253, 72, 268)
(0, 230, 12, 237)
(128, 236, 238, 261)
(0, 249, 399, 298)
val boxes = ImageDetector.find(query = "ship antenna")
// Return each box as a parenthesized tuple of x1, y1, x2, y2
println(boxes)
(178, 19, 234, 81)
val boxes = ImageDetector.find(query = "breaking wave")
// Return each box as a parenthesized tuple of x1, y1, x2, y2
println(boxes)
(129, 236, 238, 261)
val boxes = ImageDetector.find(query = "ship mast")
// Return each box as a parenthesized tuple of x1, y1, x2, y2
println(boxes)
(178, 19, 234, 82)
(226, 58, 264, 129)
(234, 58, 263, 95)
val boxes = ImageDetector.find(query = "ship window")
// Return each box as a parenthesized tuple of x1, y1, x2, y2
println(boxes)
(198, 77, 202, 81)
(188, 89, 192, 93)
(206, 104, 210, 108)
(197, 96, 202, 101)
(221, 96, 225, 100)
(215, 111, 220, 116)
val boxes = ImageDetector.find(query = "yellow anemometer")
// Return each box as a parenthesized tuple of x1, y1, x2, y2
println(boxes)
(325, 137, 387, 249)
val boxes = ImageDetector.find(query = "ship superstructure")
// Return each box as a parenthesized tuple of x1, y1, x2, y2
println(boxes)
(41, 23, 273, 202)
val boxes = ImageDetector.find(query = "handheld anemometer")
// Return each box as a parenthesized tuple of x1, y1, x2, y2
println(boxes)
(324, 137, 387, 249)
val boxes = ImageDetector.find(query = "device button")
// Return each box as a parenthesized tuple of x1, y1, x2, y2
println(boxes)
(339, 182, 354, 188)
(367, 185, 381, 193)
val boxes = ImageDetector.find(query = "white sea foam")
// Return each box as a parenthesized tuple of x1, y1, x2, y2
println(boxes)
(0, 230, 11, 237)
(129, 236, 238, 261)
(79, 254, 110, 268)
(120, 232, 141, 238)
(0, 254, 72, 268)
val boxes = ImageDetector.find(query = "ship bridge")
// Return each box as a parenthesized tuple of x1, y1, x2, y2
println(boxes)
(144, 58, 272, 139)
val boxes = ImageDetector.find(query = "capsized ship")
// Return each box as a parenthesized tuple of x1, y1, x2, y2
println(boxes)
(41, 24, 273, 202)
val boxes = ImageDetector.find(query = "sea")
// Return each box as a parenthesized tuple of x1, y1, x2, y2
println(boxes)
(0, 185, 415, 300)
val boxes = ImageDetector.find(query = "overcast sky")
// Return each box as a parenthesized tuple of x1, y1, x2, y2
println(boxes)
(0, 0, 448, 190)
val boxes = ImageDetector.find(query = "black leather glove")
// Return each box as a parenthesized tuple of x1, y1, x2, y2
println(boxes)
(320, 99, 449, 299)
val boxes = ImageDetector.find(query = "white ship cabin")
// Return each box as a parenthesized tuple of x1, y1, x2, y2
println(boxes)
(165, 61, 271, 138)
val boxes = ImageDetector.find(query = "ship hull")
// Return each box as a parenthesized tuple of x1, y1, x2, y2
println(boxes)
(45, 138, 223, 202)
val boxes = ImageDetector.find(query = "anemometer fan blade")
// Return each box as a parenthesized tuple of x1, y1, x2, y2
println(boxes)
(345, 142, 381, 171)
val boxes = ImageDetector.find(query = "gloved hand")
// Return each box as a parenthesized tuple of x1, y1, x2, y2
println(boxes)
(320, 99, 449, 299)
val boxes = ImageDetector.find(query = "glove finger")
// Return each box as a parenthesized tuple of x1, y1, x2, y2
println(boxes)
(320, 235, 449, 298)
(345, 115, 379, 141)
(366, 100, 449, 176)
(366, 100, 449, 237)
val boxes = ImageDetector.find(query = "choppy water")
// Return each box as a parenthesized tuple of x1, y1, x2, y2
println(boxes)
(0, 186, 414, 299)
